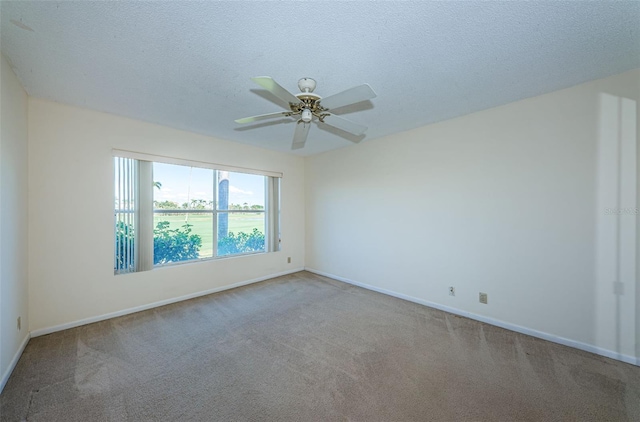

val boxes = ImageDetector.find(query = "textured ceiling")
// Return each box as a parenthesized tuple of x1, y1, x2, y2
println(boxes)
(1, 2, 639, 156)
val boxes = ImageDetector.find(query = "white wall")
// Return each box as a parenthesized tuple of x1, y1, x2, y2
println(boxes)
(305, 69, 640, 363)
(1, 54, 29, 390)
(28, 99, 305, 333)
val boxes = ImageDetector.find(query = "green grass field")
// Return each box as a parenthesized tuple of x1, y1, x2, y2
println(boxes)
(153, 213, 264, 257)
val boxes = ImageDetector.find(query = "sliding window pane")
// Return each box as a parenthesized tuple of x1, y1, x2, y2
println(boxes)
(217, 171, 265, 211)
(153, 212, 214, 263)
(153, 162, 214, 264)
(153, 163, 213, 211)
(217, 212, 265, 256)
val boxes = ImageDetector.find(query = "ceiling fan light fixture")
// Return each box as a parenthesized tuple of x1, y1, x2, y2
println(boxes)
(236, 76, 376, 150)
(301, 108, 313, 123)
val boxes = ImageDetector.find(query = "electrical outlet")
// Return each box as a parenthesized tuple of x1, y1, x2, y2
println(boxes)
(17, 316, 21, 331)
(479, 292, 488, 304)
(449, 286, 455, 296)
(287, 257, 291, 264)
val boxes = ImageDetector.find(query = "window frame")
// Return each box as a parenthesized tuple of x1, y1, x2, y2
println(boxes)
(113, 150, 281, 274)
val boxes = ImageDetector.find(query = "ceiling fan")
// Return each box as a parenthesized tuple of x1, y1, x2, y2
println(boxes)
(235, 77, 376, 150)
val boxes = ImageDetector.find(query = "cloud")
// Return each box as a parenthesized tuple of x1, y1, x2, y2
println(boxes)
(229, 185, 253, 195)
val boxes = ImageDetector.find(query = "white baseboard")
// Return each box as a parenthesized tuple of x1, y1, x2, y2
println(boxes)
(305, 267, 639, 367)
(30, 268, 304, 338)
(0, 333, 31, 394)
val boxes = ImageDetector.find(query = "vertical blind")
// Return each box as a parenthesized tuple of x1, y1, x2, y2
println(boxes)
(114, 157, 137, 274)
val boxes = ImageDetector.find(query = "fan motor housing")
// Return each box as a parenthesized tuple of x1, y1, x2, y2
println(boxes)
(298, 78, 317, 93)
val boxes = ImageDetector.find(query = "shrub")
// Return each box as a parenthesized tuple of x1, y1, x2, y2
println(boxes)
(153, 221, 202, 265)
(218, 228, 265, 256)
(116, 222, 263, 267)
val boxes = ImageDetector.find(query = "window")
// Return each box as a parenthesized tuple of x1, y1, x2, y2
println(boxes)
(216, 171, 267, 256)
(113, 151, 281, 274)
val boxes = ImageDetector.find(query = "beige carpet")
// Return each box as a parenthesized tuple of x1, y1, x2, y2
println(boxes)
(1, 271, 639, 421)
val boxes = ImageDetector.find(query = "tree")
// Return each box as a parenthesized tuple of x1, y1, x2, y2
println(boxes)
(153, 181, 162, 190)
(190, 199, 208, 210)
(218, 175, 229, 238)
(154, 200, 179, 209)
(250, 204, 264, 210)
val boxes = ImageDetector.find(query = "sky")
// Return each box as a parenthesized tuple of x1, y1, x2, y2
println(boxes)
(152, 162, 265, 207)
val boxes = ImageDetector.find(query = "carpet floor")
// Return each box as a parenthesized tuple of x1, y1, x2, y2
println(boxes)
(1, 271, 639, 421)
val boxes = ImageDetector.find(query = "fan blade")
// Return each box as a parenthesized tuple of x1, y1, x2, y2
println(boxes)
(251, 76, 301, 105)
(322, 114, 367, 136)
(319, 84, 376, 110)
(292, 121, 311, 150)
(235, 112, 290, 124)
